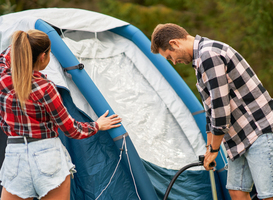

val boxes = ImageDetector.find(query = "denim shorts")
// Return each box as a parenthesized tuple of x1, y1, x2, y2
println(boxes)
(0, 137, 76, 199)
(226, 133, 273, 199)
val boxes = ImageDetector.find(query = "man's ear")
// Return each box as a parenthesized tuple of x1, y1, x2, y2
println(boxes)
(169, 39, 179, 48)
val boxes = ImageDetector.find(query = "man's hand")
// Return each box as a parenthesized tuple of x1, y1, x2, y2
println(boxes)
(204, 150, 218, 170)
(204, 133, 224, 170)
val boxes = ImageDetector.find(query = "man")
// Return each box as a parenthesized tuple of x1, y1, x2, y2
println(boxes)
(151, 23, 273, 200)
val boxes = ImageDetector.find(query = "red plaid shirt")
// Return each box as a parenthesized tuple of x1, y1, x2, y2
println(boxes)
(0, 48, 99, 139)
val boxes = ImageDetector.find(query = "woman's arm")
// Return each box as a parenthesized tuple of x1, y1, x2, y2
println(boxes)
(43, 81, 121, 139)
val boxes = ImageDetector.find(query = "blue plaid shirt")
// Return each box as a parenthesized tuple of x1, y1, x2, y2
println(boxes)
(192, 35, 273, 160)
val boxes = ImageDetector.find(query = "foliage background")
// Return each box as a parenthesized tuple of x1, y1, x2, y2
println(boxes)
(1, 0, 273, 101)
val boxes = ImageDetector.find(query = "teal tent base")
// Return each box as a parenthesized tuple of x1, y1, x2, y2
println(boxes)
(143, 160, 225, 200)
(57, 88, 140, 200)
(114, 136, 159, 200)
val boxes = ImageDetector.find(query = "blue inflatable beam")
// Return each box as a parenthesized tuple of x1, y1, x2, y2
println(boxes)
(110, 25, 231, 200)
(35, 19, 158, 200)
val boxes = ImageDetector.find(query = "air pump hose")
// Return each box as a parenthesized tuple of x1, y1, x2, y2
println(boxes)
(163, 155, 215, 200)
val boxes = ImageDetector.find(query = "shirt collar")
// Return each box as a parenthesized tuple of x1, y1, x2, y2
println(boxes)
(192, 35, 202, 68)
(33, 70, 47, 79)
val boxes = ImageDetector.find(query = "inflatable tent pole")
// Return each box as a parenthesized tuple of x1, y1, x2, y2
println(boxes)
(35, 19, 158, 200)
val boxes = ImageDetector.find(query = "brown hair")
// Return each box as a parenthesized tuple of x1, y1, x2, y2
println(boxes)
(11, 29, 51, 108)
(151, 23, 189, 53)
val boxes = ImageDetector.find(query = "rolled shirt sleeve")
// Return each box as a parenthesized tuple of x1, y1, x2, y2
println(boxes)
(199, 51, 230, 135)
(42, 81, 99, 139)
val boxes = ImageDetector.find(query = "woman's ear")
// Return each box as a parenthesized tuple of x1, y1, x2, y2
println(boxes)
(34, 52, 49, 71)
(39, 52, 46, 63)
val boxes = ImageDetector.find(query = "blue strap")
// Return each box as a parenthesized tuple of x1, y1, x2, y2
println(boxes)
(192, 110, 205, 116)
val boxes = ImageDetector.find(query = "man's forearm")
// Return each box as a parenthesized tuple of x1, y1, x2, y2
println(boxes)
(206, 132, 212, 147)
(204, 132, 225, 170)
(211, 133, 224, 150)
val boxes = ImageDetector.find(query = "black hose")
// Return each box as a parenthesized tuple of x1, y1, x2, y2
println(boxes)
(163, 155, 215, 200)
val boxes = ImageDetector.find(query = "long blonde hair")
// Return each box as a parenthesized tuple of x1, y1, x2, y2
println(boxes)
(11, 30, 50, 108)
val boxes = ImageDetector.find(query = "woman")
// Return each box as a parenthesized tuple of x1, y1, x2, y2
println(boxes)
(0, 29, 122, 200)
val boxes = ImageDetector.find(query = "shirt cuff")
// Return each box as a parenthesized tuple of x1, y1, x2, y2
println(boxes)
(94, 121, 99, 132)
(206, 123, 211, 132)
(212, 126, 228, 135)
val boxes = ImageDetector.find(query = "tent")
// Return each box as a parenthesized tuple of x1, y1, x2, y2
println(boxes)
(0, 8, 230, 200)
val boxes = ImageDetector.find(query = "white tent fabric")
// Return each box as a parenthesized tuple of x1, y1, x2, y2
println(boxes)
(0, 8, 206, 170)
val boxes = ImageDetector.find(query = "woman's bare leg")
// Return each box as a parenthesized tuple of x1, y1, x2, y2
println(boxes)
(42, 175, 71, 200)
(1, 187, 33, 200)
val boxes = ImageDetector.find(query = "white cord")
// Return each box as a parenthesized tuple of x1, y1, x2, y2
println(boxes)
(95, 135, 141, 200)
(60, 28, 66, 39)
(95, 136, 126, 200)
(124, 136, 141, 200)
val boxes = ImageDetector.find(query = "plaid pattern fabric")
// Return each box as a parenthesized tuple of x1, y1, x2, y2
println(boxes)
(0, 48, 99, 139)
(192, 35, 273, 160)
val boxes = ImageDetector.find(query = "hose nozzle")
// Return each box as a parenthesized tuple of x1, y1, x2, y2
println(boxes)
(199, 155, 215, 167)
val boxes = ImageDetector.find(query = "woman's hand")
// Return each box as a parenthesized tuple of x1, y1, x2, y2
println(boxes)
(96, 110, 122, 131)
